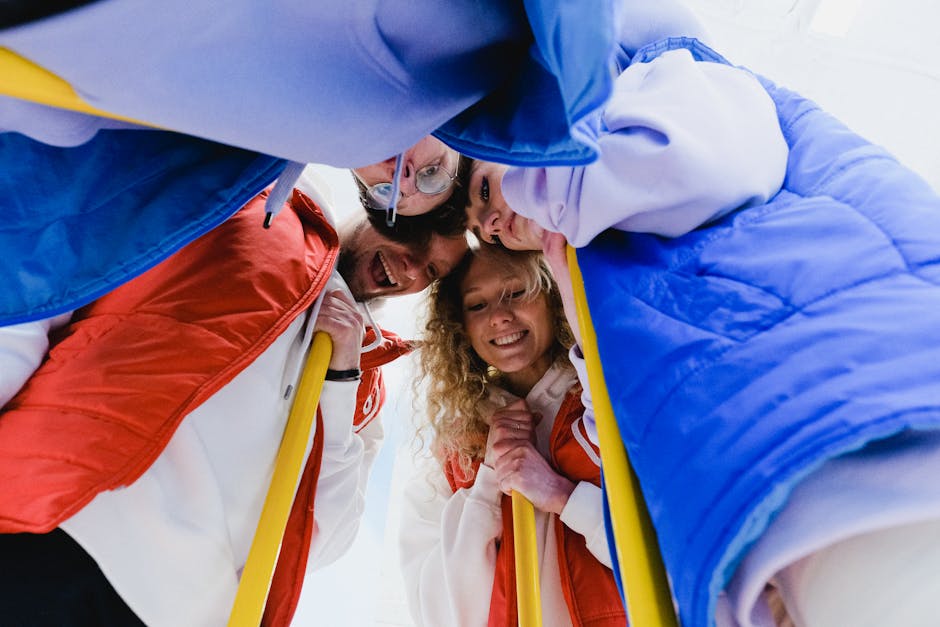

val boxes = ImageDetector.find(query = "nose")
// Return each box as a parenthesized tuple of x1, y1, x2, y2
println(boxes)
(377, 158, 417, 196)
(397, 160, 417, 196)
(489, 301, 514, 326)
(472, 208, 501, 244)
(397, 252, 421, 286)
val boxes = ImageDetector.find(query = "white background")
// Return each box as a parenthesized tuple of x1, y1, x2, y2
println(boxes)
(295, 1, 940, 624)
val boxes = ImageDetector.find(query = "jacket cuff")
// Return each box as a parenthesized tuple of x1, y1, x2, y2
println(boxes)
(318, 379, 360, 448)
(467, 464, 503, 510)
(559, 481, 603, 537)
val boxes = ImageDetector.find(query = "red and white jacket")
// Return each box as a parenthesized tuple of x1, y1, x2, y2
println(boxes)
(0, 188, 410, 626)
(400, 363, 626, 627)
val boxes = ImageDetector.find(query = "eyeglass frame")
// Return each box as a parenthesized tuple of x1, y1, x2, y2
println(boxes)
(361, 155, 458, 227)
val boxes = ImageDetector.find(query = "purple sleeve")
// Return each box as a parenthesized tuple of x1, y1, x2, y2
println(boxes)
(502, 48, 788, 247)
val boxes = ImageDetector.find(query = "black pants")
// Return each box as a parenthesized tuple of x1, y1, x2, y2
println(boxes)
(0, 529, 146, 626)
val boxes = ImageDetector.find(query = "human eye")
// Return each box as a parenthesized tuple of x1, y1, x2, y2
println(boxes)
(422, 164, 440, 177)
(480, 176, 490, 202)
(465, 301, 486, 312)
(426, 263, 439, 280)
(503, 282, 527, 300)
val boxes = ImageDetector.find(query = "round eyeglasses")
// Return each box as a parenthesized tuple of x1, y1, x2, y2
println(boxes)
(364, 163, 457, 212)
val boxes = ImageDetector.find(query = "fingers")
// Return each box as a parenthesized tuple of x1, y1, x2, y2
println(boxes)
(494, 444, 575, 513)
(541, 231, 569, 266)
(494, 443, 536, 493)
(491, 414, 537, 434)
(316, 290, 362, 323)
(538, 235, 583, 346)
(483, 399, 540, 467)
(314, 290, 365, 369)
(490, 400, 537, 430)
(489, 412, 540, 456)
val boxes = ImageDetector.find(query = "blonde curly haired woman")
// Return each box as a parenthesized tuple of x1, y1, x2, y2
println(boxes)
(399, 244, 625, 627)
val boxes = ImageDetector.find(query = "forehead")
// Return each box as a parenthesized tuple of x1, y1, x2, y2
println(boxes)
(469, 159, 503, 178)
(460, 254, 526, 292)
(427, 233, 468, 270)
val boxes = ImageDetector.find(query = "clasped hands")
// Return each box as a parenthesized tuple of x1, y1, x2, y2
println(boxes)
(483, 399, 575, 515)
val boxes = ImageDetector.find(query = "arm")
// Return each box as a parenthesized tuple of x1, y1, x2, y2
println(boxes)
(503, 47, 788, 246)
(560, 481, 613, 568)
(0, 312, 72, 407)
(400, 455, 504, 626)
(540, 234, 598, 446)
(305, 289, 373, 567)
(491, 394, 611, 568)
(306, 381, 383, 567)
(493, 425, 612, 569)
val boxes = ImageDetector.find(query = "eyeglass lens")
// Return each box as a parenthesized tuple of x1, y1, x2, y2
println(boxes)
(367, 165, 454, 208)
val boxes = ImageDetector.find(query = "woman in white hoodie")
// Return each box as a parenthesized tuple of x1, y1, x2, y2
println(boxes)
(400, 244, 625, 626)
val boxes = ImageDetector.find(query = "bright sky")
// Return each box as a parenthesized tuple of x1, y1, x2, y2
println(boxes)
(295, 1, 940, 624)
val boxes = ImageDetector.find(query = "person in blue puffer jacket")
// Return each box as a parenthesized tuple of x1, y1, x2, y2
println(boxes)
(0, 0, 619, 327)
(401, 4, 940, 627)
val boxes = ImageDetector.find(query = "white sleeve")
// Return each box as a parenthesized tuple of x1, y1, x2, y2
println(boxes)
(0, 312, 73, 407)
(559, 481, 613, 569)
(502, 47, 788, 246)
(567, 344, 598, 446)
(400, 456, 504, 627)
(306, 379, 384, 569)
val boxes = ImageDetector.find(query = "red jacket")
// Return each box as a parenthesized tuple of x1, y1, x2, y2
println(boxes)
(0, 188, 410, 626)
(447, 388, 627, 627)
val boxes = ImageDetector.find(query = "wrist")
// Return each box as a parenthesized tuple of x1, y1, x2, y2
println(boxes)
(325, 367, 361, 382)
(548, 476, 576, 515)
(328, 352, 360, 372)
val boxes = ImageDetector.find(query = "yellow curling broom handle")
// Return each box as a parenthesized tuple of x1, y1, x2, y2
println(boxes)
(512, 490, 543, 627)
(567, 246, 677, 627)
(0, 47, 152, 125)
(228, 331, 333, 627)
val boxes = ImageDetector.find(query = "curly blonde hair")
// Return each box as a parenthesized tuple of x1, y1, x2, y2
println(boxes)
(416, 244, 575, 475)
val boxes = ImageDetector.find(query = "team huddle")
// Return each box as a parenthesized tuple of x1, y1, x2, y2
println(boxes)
(3, 1, 940, 627)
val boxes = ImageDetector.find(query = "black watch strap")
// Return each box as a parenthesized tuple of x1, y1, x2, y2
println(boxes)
(324, 367, 362, 382)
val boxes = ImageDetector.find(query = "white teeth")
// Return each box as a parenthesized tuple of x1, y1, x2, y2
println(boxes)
(378, 251, 398, 286)
(493, 331, 525, 346)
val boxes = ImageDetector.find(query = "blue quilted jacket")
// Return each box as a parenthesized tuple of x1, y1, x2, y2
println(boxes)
(578, 39, 940, 627)
(0, 0, 617, 325)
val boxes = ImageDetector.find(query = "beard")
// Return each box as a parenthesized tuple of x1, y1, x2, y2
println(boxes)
(336, 246, 356, 295)
(336, 243, 382, 307)
(336, 219, 368, 301)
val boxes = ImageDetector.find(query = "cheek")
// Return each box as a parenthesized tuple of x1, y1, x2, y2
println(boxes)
(465, 203, 485, 229)
(352, 164, 382, 185)
(463, 316, 489, 355)
(529, 304, 555, 347)
(410, 135, 446, 156)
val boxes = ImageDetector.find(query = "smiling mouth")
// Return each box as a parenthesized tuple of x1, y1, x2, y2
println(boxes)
(371, 251, 399, 288)
(492, 330, 527, 346)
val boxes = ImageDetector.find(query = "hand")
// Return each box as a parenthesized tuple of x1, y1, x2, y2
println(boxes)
(493, 440, 575, 515)
(541, 232, 582, 347)
(483, 399, 540, 469)
(314, 290, 365, 370)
